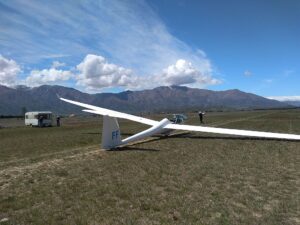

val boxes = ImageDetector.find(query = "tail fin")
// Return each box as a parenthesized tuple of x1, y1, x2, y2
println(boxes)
(101, 116, 122, 149)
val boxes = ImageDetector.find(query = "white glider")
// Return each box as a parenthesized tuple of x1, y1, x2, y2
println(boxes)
(60, 97, 300, 149)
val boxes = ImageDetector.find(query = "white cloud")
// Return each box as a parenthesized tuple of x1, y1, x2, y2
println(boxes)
(267, 96, 300, 101)
(0, 56, 73, 87)
(264, 79, 273, 83)
(0, 0, 216, 80)
(40, 54, 70, 59)
(196, 49, 207, 58)
(52, 61, 66, 68)
(244, 70, 252, 76)
(0, 54, 220, 91)
(0, 55, 21, 86)
(156, 59, 221, 87)
(0, 0, 222, 91)
(76, 54, 138, 91)
(75, 56, 220, 91)
(25, 67, 73, 86)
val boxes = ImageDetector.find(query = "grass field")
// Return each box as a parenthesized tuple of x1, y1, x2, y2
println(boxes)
(0, 109, 299, 225)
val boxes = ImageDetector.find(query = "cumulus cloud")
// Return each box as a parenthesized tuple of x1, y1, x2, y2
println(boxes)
(0, 55, 21, 86)
(0, 53, 219, 91)
(25, 67, 73, 86)
(76, 54, 138, 90)
(75, 55, 221, 91)
(156, 59, 220, 87)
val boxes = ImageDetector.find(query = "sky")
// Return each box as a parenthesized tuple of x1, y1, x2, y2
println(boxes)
(0, 0, 299, 100)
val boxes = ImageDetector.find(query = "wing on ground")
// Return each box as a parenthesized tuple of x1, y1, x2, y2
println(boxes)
(165, 124, 300, 140)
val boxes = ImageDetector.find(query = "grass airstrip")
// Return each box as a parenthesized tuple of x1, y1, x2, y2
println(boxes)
(0, 109, 299, 224)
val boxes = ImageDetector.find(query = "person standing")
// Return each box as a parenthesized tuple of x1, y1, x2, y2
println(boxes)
(56, 116, 61, 127)
(198, 111, 205, 124)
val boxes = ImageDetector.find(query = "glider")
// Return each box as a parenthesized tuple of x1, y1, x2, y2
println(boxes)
(60, 97, 300, 149)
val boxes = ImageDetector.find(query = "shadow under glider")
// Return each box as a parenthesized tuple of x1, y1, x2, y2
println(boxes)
(60, 97, 300, 150)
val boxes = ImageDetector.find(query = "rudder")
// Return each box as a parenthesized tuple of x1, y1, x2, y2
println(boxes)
(101, 116, 122, 149)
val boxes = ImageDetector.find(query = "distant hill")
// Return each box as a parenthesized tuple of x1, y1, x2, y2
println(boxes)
(280, 101, 300, 107)
(0, 85, 291, 115)
(266, 97, 300, 107)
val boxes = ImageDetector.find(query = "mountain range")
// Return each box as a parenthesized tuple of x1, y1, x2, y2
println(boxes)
(0, 85, 291, 115)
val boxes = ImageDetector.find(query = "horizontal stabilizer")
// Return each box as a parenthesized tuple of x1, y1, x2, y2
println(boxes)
(122, 118, 171, 144)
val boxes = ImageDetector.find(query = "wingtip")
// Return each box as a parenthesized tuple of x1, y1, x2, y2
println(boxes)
(56, 93, 62, 99)
(58, 95, 68, 102)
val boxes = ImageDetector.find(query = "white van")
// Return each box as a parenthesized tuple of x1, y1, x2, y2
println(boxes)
(25, 111, 53, 127)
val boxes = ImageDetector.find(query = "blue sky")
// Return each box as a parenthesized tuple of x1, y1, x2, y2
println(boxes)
(0, 0, 299, 99)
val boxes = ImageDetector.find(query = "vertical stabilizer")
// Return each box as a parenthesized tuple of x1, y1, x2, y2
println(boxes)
(102, 116, 122, 149)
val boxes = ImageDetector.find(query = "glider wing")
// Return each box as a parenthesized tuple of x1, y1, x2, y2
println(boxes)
(60, 97, 300, 141)
(60, 97, 157, 126)
(164, 124, 300, 140)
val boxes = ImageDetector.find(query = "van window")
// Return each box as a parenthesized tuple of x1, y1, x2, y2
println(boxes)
(38, 114, 52, 119)
(25, 115, 28, 119)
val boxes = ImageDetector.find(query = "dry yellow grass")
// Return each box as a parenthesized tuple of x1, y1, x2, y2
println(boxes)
(0, 109, 299, 224)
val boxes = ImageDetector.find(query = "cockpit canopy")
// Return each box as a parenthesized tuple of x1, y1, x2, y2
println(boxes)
(169, 114, 187, 124)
